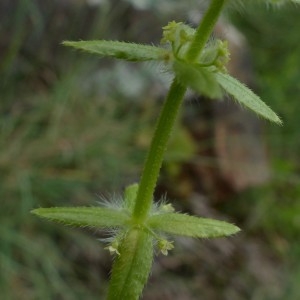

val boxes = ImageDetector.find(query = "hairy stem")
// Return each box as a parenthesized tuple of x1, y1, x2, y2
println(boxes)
(133, 0, 225, 223)
(107, 228, 154, 300)
(186, 0, 226, 62)
(133, 78, 186, 222)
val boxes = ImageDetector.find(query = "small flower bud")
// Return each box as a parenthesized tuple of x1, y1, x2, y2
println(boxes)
(105, 240, 120, 256)
(160, 203, 175, 213)
(158, 239, 174, 256)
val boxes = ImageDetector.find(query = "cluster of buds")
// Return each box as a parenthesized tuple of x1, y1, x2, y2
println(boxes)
(161, 21, 230, 73)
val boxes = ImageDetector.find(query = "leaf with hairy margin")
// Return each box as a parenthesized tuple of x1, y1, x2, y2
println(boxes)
(63, 40, 170, 62)
(216, 72, 282, 124)
(31, 207, 130, 228)
(147, 212, 240, 238)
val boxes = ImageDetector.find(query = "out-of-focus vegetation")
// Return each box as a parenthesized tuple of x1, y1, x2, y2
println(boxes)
(229, 4, 300, 299)
(0, 1, 154, 298)
(1, 0, 300, 299)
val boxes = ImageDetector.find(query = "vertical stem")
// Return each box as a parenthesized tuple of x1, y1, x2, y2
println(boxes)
(185, 0, 226, 62)
(107, 228, 153, 300)
(133, 78, 186, 222)
(133, 0, 226, 222)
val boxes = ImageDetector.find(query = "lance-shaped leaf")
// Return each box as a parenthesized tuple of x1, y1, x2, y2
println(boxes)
(173, 60, 222, 99)
(107, 228, 153, 300)
(216, 73, 282, 124)
(63, 40, 170, 62)
(31, 207, 130, 228)
(147, 213, 240, 238)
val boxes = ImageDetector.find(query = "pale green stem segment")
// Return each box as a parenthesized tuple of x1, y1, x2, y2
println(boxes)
(185, 0, 226, 62)
(107, 228, 153, 300)
(133, 78, 186, 222)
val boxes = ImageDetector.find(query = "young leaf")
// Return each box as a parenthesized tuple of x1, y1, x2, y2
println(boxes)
(147, 213, 240, 238)
(107, 228, 154, 300)
(63, 40, 169, 62)
(216, 73, 282, 124)
(124, 183, 139, 212)
(173, 60, 222, 99)
(31, 207, 130, 228)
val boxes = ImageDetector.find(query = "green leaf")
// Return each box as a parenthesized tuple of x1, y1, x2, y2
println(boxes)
(173, 60, 222, 99)
(216, 73, 282, 124)
(147, 213, 240, 238)
(124, 183, 139, 212)
(107, 228, 153, 300)
(63, 40, 169, 62)
(31, 207, 130, 228)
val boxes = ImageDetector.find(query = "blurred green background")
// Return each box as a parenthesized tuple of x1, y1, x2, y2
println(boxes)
(1, 1, 300, 299)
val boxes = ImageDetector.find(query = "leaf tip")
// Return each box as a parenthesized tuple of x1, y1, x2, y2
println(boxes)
(62, 40, 75, 47)
(274, 115, 283, 126)
(263, 111, 282, 125)
(31, 208, 41, 216)
(230, 224, 241, 235)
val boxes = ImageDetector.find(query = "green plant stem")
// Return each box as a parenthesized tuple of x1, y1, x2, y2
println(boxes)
(107, 228, 153, 300)
(133, 0, 226, 223)
(186, 0, 226, 62)
(133, 78, 186, 222)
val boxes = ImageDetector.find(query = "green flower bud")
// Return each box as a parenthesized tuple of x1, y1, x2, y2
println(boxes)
(157, 239, 174, 256)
